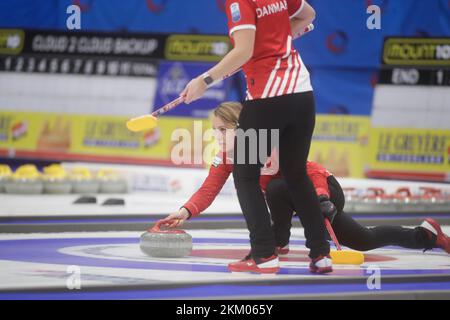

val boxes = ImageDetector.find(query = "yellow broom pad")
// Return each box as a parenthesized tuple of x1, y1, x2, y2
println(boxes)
(330, 250, 364, 265)
(126, 115, 158, 132)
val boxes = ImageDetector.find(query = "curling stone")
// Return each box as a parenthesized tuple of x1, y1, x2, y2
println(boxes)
(42, 164, 72, 194)
(419, 187, 445, 204)
(69, 167, 100, 194)
(97, 169, 128, 194)
(394, 187, 420, 205)
(140, 220, 192, 258)
(4, 164, 44, 194)
(362, 187, 389, 204)
(0, 165, 12, 193)
(342, 187, 362, 203)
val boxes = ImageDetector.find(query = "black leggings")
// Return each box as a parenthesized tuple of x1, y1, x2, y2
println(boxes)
(233, 91, 329, 259)
(266, 176, 432, 251)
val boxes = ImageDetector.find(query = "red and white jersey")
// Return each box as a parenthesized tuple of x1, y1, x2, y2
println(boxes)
(225, 0, 312, 100)
(182, 152, 332, 218)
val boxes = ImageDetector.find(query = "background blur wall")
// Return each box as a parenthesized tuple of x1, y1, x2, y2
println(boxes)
(1, 0, 449, 116)
(0, 0, 449, 180)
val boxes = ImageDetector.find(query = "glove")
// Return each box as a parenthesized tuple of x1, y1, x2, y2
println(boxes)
(318, 195, 337, 223)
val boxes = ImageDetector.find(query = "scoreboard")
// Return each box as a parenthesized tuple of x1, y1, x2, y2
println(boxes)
(0, 29, 165, 117)
(379, 38, 450, 87)
(368, 37, 450, 182)
(0, 29, 163, 77)
(0, 28, 232, 165)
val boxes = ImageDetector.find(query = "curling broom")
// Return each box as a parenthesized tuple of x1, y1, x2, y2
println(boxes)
(325, 218, 365, 265)
(126, 24, 315, 132)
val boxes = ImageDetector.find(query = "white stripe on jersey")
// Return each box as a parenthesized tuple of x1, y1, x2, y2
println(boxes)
(289, 0, 306, 19)
(293, 54, 312, 93)
(277, 54, 293, 96)
(261, 58, 281, 99)
(229, 24, 256, 37)
(292, 54, 303, 93)
(282, 35, 292, 59)
(246, 89, 253, 100)
(287, 53, 300, 94)
(269, 76, 282, 97)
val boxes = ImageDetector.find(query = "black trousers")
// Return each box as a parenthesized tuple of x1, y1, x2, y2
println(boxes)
(265, 176, 432, 251)
(233, 91, 329, 259)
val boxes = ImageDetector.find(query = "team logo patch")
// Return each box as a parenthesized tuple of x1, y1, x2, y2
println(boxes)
(230, 2, 241, 22)
(212, 156, 223, 167)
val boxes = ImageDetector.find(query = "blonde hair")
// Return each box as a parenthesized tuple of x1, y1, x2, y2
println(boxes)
(213, 102, 243, 128)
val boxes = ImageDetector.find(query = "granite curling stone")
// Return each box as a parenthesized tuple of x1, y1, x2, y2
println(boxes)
(70, 167, 100, 194)
(0, 165, 12, 193)
(4, 164, 43, 194)
(97, 169, 128, 194)
(140, 220, 192, 258)
(42, 164, 72, 194)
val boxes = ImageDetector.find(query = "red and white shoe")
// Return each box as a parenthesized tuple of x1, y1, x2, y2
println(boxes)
(420, 218, 450, 254)
(228, 254, 280, 274)
(276, 244, 290, 255)
(309, 255, 333, 274)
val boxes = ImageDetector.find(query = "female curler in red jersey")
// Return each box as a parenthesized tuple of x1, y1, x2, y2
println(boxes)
(180, 0, 331, 273)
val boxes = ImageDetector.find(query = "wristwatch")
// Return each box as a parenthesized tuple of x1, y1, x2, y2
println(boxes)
(202, 73, 214, 86)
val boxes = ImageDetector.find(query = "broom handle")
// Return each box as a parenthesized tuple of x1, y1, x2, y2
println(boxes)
(150, 24, 315, 118)
(150, 66, 232, 117)
(150, 66, 242, 118)
(149, 68, 232, 118)
(324, 218, 342, 251)
(151, 96, 185, 117)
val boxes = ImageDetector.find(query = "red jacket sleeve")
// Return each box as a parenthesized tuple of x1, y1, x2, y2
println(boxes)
(307, 161, 332, 198)
(286, 0, 305, 19)
(182, 155, 232, 217)
(225, 0, 256, 37)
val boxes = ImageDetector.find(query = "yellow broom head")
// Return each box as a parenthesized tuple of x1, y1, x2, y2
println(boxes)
(126, 115, 158, 132)
(330, 250, 364, 265)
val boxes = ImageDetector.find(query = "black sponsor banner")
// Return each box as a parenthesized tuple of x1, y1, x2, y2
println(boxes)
(1, 29, 234, 62)
(379, 67, 450, 86)
(0, 29, 236, 77)
(164, 34, 231, 62)
(383, 37, 450, 67)
(6, 29, 168, 59)
(0, 55, 158, 77)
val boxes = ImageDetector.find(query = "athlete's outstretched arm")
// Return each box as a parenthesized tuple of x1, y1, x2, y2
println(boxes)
(159, 158, 232, 228)
(290, 1, 316, 37)
(181, 29, 255, 104)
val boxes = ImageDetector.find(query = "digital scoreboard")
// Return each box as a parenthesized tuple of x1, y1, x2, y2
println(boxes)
(368, 37, 450, 182)
(379, 38, 450, 87)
